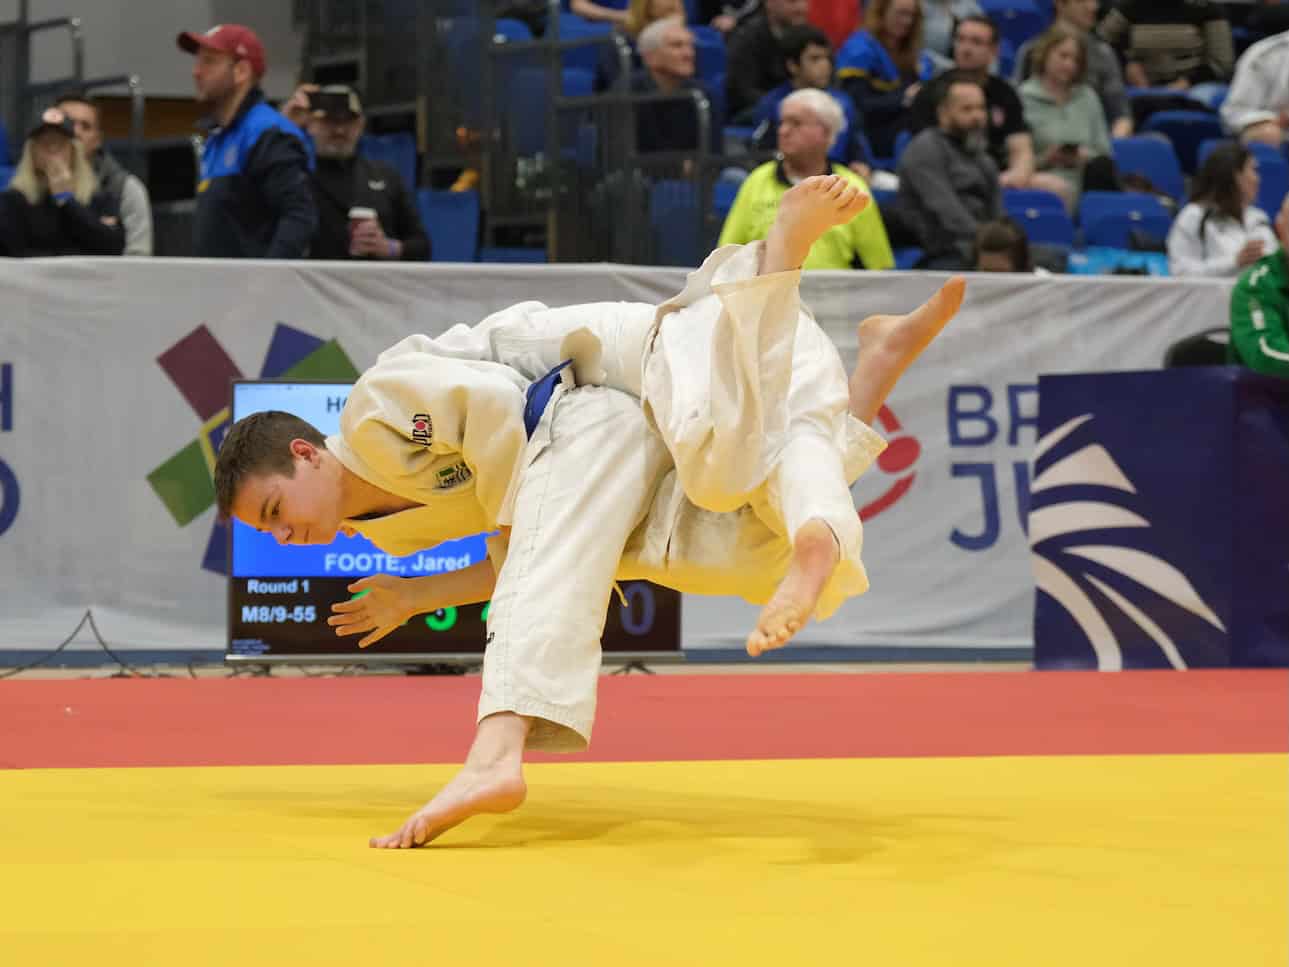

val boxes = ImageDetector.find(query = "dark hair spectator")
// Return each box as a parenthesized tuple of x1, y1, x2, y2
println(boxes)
(1168, 143, 1277, 277)
(972, 216, 1033, 272)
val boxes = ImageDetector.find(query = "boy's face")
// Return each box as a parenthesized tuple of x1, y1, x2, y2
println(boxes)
(229, 441, 345, 546)
(791, 43, 834, 89)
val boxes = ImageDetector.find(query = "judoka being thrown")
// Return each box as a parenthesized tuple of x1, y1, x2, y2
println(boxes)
(214, 175, 965, 848)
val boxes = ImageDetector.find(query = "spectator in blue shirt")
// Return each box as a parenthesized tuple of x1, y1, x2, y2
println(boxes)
(837, 0, 936, 159)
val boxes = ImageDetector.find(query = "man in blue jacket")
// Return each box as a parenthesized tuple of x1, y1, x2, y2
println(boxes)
(178, 24, 317, 258)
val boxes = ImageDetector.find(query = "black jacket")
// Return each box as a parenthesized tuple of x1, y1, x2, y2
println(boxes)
(193, 88, 318, 259)
(309, 154, 430, 261)
(0, 188, 125, 257)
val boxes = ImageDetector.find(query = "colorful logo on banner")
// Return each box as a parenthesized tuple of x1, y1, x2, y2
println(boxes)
(859, 404, 920, 521)
(147, 325, 359, 574)
(1029, 413, 1226, 670)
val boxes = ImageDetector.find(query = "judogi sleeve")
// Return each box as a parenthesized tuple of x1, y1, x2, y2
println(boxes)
(338, 354, 530, 525)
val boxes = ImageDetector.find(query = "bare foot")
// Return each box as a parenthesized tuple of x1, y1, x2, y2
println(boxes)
(371, 711, 530, 848)
(746, 518, 839, 657)
(857, 275, 965, 362)
(369, 762, 527, 848)
(762, 175, 870, 274)
(849, 276, 966, 424)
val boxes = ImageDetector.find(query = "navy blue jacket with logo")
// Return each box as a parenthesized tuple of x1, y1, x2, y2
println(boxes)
(194, 88, 318, 258)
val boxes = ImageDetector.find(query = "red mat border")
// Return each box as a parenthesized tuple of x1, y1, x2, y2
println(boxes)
(1, 670, 1284, 769)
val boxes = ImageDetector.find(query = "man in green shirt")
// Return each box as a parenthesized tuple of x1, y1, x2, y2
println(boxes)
(718, 88, 894, 270)
(1230, 195, 1289, 378)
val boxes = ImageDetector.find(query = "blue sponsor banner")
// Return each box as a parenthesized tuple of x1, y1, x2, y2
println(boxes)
(1031, 368, 1289, 670)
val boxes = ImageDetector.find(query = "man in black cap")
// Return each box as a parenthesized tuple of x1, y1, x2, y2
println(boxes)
(177, 23, 317, 258)
(283, 83, 430, 261)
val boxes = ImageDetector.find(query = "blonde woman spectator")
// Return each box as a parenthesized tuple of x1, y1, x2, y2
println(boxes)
(0, 107, 125, 257)
(1167, 143, 1277, 277)
(1019, 26, 1113, 202)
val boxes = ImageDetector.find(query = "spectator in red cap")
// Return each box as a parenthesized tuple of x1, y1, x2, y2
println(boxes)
(0, 107, 125, 257)
(177, 23, 317, 258)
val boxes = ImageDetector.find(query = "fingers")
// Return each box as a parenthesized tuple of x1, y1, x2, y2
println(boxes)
(347, 577, 374, 593)
(357, 624, 397, 649)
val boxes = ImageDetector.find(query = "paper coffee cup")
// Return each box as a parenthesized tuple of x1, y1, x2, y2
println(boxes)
(348, 206, 377, 228)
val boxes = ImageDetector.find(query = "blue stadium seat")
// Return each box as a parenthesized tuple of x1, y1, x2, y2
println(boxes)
(479, 246, 547, 262)
(359, 132, 417, 191)
(1111, 136, 1185, 202)
(417, 189, 480, 262)
(557, 12, 613, 37)
(1010, 206, 1075, 247)
(1140, 110, 1226, 173)
(978, 0, 1046, 52)
(493, 18, 533, 42)
(713, 179, 739, 219)
(1250, 142, 1289, 217)
(691, 25, 726, 84)
(1078, 191, 1173, 248)
(1196, 137, 1228, 168)
(870, 187, 898, 211)
(508, 67, 595, 156)
(649, 179, 704, 267)
(996, 37, 1016, 80)
(0, 122, 9, 165)
(0, 165, 12, 188)
(893, 247, 924, 270)
(1003, 188, 1067, 214)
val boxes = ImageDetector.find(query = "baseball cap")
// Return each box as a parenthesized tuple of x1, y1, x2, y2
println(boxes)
(28, 106, 76, 140)
(310, 85, 364, 120)
(177, 24, 267, 78)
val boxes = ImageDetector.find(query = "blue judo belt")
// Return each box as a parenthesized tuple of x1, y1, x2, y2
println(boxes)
(523, 359, 574, 438)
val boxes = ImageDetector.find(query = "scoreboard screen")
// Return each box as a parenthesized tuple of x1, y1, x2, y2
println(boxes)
(226, 380, 681, 663)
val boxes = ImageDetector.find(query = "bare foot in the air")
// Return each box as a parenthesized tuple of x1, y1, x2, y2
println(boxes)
(370, 711, 530, 848)
(747, 518, 839, 657)
(762, 175, 870, 274)
(848, 275, 966, 425)
(858, 275, 965, 363)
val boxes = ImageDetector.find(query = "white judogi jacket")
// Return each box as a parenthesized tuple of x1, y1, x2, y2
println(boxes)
(331, 243, 888, 616)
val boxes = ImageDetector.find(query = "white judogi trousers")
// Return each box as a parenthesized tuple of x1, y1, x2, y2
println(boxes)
(478, 243, 885, 752)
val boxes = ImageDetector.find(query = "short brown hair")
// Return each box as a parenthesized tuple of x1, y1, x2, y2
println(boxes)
(1029, 24, 1087, 84)
(213, 410, 326, 519)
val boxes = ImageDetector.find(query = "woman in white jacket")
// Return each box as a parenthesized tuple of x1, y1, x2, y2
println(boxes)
(1167, 142, 1278, 277)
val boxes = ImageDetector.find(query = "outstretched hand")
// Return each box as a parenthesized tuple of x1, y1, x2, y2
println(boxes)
(328, 574, 414, 648)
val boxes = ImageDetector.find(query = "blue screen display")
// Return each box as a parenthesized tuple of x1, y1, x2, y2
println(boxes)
(230, 381, 486, 578)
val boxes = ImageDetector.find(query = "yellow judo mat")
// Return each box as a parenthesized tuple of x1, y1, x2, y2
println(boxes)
(2, 753, 1284, 966)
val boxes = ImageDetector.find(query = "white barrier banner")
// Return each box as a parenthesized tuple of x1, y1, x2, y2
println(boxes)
(0, 258, 1233, 656)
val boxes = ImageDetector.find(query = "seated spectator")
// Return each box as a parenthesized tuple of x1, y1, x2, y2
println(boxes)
(897, 75, 1001, 268)
(911, 18, 1071, 203)
(596, 0, 684, 91)
(837, 0, 936, 160)
(54, 92, 153, 255)
(282, 84, 430, 261)
(972, 216, 1034, 272)
(632, 17, 707, 152)
(1168, 142, 1276, 277)
(0, 107, 125, 257)
(718, 89, 894, 268)
(1221, 30, 1289, 148)
(751, 24, 872, 173)
(1229, 194, 1289, 377)
(1014, 0, 1132, 138)
(725, 0, 812, 121)
(1019, 26, 1115, 202)
(922, 0, 981, 64)
(1098, 0, 1234, 92)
